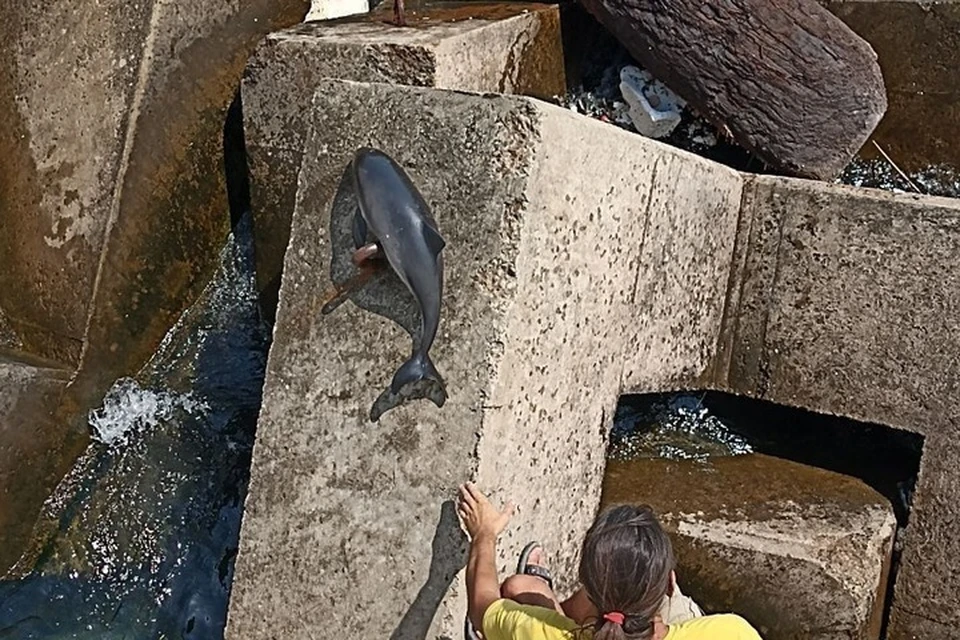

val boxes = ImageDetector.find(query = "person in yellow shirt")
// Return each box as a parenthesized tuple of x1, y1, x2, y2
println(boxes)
(456, 482, 763, 640)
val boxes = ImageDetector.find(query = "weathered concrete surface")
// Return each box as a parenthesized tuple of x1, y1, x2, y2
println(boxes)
(823, 1, 960, 172)
(0, 313, 21, 353)
(603, 454, 896, 640)
(226, 79, 743, 639)
(241, 2, 567, 314)
(719, 175, 960, 638)
(619, 151, 743, 393)
(0, 0, 309, 396)
(62, 0, 311, 424)
(0, 355, 76, 574)
(0, 0, 309, 583)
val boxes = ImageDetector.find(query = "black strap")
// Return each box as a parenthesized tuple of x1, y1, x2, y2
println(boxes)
(523, 563, 554, 590)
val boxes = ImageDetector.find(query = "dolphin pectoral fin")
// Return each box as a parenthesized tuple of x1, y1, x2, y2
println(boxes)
(352, 242, 382, 267)
(352, 209, 369, 249)
(422, 224, 446, 256)
(319, 262, 382, 315)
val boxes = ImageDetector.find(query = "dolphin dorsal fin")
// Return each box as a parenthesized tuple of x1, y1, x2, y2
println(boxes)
(422, 223, 446, 256)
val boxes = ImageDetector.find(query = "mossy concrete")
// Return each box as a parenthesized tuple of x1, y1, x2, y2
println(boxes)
(0, 355, 75, 574)
(603, 454, 896, 640)
(0, 0, 309, 575)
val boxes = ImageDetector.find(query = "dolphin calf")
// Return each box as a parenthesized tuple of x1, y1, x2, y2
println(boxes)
(351, 147, 448, 419)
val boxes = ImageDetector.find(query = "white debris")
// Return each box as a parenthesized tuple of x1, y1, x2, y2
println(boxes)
(618, 66, 685, 139)
(304, 0, 368, 21)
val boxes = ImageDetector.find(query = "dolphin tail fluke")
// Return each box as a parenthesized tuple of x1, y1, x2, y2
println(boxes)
(390, 352, 447, 409)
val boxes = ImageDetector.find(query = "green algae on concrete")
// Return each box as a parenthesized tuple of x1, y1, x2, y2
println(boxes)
(603, 453, 896, 640)
(0, 355, 76, 574)
(0, 0, 309, 576)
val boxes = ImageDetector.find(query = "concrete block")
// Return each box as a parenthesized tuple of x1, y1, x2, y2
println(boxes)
(225, 78, 743, 639)
(0, 0, 308, 401)
(728, 176, 960, 436)
(720, 174, 960, 634)
(241, 1, 567, 309)
(603, 454, 897, 640)
(618, 145, 743, 394)
(822, 1, 960, 172)
(0, 356, 75, 573)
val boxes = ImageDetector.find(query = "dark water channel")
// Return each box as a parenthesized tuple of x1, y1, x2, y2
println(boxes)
(0, 214, 268, 639)
(610, 392, 923, 526)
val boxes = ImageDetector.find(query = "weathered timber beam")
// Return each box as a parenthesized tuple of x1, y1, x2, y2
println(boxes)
(576, 0, 888, 179)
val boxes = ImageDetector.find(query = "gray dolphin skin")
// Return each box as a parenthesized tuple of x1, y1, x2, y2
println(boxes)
(352, 147, 448, 419)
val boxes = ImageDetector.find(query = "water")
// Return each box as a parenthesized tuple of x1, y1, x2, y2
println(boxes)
(611, 391, 922, 527)
(609, 393, 753, 463)
(0, 213, 270, 639)
(837, 158, 960, 199)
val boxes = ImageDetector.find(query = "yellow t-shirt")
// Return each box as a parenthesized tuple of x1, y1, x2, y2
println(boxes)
(482, 599, 762, 640)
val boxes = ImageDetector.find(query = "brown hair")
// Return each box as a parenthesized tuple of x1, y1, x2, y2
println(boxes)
(577, 504, 675, 640)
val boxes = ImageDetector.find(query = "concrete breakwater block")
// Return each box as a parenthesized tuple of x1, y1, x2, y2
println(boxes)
(0, 356, 74, 574)
(0, 0, 309, 574)
(604, 454, 897, 640)
(722, 175, 960, 639)
(0, 0, 309, 415)
(225, 79, 743, 638)
(242, 1, 567, 311)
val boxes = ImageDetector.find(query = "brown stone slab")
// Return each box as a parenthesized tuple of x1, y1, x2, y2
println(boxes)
(603, 453, 896, 640)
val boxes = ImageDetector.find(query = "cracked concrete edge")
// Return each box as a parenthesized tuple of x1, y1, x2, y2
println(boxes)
(227, 80, 546, 639)
(714, 173, 960, 632)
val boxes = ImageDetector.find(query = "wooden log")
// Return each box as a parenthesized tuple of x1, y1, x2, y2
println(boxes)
(576, 0, 888, 180)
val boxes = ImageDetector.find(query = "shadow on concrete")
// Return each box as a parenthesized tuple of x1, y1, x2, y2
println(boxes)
(389, 500, 468, 640)
(325, 160, 439, 421)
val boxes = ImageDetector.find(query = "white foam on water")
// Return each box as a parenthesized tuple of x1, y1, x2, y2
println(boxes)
(88, 377, 206, 447)
(611, 394, 753, 462)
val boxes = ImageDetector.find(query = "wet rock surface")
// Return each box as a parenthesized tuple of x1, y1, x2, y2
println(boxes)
(0, 216, 270, 639)
(0, 0, 308, 406)
(0, 356, 74, 574)
(603, 452, 896, 640)
(0, 0, 308, 581)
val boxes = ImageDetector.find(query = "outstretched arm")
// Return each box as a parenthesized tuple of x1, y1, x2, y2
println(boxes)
(457, 483, 516, 632)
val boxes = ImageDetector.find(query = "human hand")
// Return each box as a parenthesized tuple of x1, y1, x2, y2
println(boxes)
(457, 482, 516, 542)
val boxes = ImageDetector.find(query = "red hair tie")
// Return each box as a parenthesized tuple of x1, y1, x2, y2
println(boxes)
(603, 612, 625, 625)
